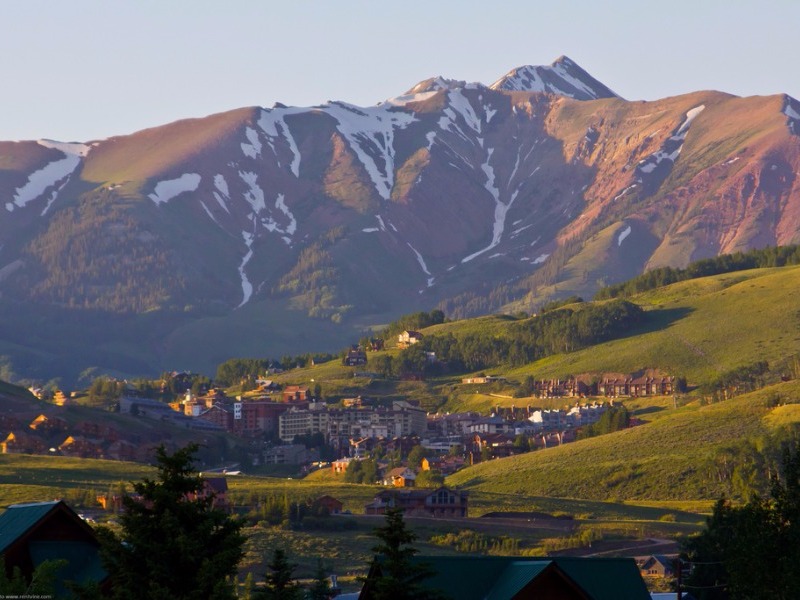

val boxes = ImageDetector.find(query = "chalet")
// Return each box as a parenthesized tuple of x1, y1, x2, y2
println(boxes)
(198, 403, 233, 430)
(28, 414, 68, 433)
(397, 330, 424, 348)
(0, 500, 107, 594)
(383, 467, 416, 487)
(282, 385, 310, 403)
(256, 378, 280, 391)
(364, 487, 469, 518)
(201, 477, 229, 510)
(314, 495, 344, 515)
(332, 457, 354, 474)
(0, 431, 48, 455)
(359, 555, 650, 600)
(58, 435, 103, 459)
(637, 555, 675, 578)
(52, 390, 70, 406)
(344, 347, 367, 366)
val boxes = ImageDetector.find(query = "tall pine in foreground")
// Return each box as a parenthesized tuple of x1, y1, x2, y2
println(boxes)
(254, 549, 302, 600)
(93, 444, 245, 600)
(683, 438, 800, 599)
(363, 508, 447, 600)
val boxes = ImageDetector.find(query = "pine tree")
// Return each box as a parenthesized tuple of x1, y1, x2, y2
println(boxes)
(365, 508, 447, 600)
(254, 549, 302, 600)
(93, 444, 245, 600)
(306, 558, 333, 600)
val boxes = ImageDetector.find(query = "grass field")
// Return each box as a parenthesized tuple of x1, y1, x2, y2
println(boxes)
(447, 380, 800, 501)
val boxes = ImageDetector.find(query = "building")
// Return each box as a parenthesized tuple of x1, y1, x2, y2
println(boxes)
(359, 555, 650, 600)
(364, 487, 469, 518)
(637, 555, 675, 578)
(263, 444, 317, 465)
(383, 467, 416, 487)
(344, 347, 367, 366)
(231, 399, 289, 436)
(314, 495, 344, 515)
(397, 330, 424, 348)
(0, 500, 107, 595)
(279, 406, 329, 442)
(282, 385, 310, 403)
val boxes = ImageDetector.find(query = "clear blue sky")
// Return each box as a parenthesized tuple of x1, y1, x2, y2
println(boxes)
(2, 0, 797, 142)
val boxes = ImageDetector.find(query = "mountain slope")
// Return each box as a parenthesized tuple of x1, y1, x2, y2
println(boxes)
(447, 380, 800, 501)
(1, 58, 800, 383)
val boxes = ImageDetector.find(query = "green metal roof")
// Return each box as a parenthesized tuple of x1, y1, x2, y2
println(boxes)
(555, 556, 651, 600)
(393, 556, 651, 600)
(0, 501, 61, 554)
(485, 561, 552, 600)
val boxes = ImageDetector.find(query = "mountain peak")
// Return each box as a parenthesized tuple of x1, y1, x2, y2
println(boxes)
(490, 56, 620, 100)
(405, 76, 468, 95)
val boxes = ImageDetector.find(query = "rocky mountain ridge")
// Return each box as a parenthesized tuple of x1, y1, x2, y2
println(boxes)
(1, 57, 799, 384)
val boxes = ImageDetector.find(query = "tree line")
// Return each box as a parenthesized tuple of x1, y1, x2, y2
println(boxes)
(596, 244, 800, 300)
(369, 300, 644, 378)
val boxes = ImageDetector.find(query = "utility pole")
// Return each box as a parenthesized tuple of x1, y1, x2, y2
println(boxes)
(676, 558, 682, 600)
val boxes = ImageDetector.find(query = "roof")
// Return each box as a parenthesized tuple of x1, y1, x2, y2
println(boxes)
(0, 500, 62, 553)
(363, 555, 650, 600)
(0, 500, 106, 592)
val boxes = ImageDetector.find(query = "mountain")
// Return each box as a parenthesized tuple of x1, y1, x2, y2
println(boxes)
(1, 57, 800, 384)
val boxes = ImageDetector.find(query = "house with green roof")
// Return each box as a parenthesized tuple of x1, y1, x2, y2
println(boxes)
(0, 500, 107, 594)
(359, 555, 651, 600)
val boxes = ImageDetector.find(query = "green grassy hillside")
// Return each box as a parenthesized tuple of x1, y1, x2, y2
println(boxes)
(500, 265, 800, 386)
(447, 380, 800, 501)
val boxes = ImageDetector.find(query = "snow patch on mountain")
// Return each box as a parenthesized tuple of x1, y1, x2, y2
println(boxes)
(461, 148, 520, 263)
(241, 127, 262, 159)
(200, 201, 219, 225)
(489, 56, 618, 100)
(617, 224, 632, 246)
(532, 253, 549, 264)
(274, 194, 297, 236)
(321, 101, 416, 200)
(407, 242, 434, 287)
(406, 76, 466, 95)
(613, 184, 638, 202)
(5, 140, 89, 212)
(258, 110, 303, 177)
(213, 174, 231, 213)
(40, 178, 73, 216)
(385, 90, 438, 107)
(239, 171, 266, 213)
(236, 230, 255, 308)
(636, 105, 704, 176)
(148, 173, 201, 205)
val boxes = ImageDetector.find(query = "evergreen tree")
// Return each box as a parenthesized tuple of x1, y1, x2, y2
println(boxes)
(365, 508, 446, 600)
(93, 444, 245, 600)
(0, 558, 62, 597)
(306, 558, 333, 600)
(683, 439, 800, 599)
(255, 549, 302, 600)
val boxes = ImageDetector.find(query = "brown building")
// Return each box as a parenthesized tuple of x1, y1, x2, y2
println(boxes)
(364, 487, 469, 518)
(282, 385, 310, 403)
(231, 399, 289, 436)
(314, 495, 344, 515)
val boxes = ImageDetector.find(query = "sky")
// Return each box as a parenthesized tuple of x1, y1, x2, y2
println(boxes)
(2, 0, 798, 142)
